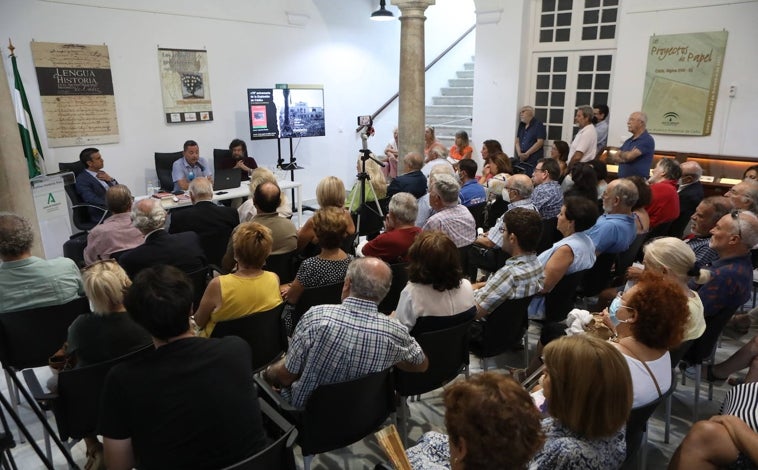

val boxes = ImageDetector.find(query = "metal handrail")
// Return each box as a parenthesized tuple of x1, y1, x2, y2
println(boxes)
(356, 23, 476, 133)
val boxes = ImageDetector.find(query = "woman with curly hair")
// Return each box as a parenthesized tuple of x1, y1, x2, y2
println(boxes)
(395, 231, 474, 331)
(406, 372, 544, 470)
(603, 271, 689, 407)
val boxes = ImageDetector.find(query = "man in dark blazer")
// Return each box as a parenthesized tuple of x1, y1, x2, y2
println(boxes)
(168, 177, 239, 266)
(75, 147, 118, 223)
(668, 161, 704, 238)
(387, 152, 427, 199)
(119, 199, 206, 280)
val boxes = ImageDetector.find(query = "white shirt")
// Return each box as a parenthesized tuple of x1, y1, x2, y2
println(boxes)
(569, 125, 598, 162)
(395, 280, 475, 331)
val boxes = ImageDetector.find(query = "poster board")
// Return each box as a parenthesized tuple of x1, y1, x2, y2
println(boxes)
(157, 48, 213, 123)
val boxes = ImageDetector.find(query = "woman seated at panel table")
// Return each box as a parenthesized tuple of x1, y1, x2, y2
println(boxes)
(297, 176, 356, 255)
(194, 222, 282, 337)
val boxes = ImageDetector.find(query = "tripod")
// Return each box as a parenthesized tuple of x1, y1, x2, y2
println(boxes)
(348, 131, 385, 242)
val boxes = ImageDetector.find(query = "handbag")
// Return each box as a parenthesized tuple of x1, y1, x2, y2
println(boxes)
(48, 342, 77, 372)
(467, 244, 505, 274)
(583, 314, 614, 341)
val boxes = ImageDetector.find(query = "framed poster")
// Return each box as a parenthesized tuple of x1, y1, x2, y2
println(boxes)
(31, 42, 119, 147)
(157, 48, 213, 123)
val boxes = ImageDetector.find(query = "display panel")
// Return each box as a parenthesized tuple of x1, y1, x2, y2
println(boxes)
(248, 85, 325, 140)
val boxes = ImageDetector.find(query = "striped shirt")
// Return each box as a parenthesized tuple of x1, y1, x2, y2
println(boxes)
(721, 382, 758, 431)
(475, 253, 544, 313)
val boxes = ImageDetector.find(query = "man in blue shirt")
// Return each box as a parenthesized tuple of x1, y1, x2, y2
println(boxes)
(171, 140, 213, 191)
(614, 111, 655, 178)
(514, 105, 546, 176)
(458, 159, 486, 207)
(586, 178, 638, 254)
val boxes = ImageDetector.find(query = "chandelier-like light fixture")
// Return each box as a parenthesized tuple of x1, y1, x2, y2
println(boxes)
(371, 0, 395, 21)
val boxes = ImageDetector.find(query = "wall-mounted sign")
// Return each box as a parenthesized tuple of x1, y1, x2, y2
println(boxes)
(158, 48, 213, 124)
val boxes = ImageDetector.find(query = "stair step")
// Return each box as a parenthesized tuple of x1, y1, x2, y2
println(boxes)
(449, 78, 474, 87)
(463, 62, 474, 71)
(456, 70, 474, 79)
(441, 87, 473, 96)
(425, 115, 473, 126)
(432, 124, 472, 134)
(426, 104, 473, 116)
(432, 96, 473, 106)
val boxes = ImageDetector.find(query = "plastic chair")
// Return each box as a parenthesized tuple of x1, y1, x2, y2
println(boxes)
(663, 339, 694, 443)
(377, 263, 408, 315)
(625, 379, 672, 470)
(186, 266, 211, 310)
(264, 250, 299, 284)
(614, 232, 648, 278)
(543, 270, 586, 323)
(535, 217, 559, 254)
(577, 252, 616, 298)
(352, 199, 387, 239)
(467, 202, 487, 228)
(292, 282, 344, 332)
(255, 368, 395, 470)
(211, 304, 288, 372)
(469, 296, 533, 371)
(154, 151, 183, 191)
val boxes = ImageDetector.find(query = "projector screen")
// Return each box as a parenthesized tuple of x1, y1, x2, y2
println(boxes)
(248, 85, 325, 140)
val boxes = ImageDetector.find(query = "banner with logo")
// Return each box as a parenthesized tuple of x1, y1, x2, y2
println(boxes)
(157, 48, 213, 123)
(31, 174, 72, 258)
(642, 31, 728, 136)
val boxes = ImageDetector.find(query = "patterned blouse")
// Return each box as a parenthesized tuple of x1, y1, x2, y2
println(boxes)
(529, 418, 626, 470)
(296, 255, 353, 288)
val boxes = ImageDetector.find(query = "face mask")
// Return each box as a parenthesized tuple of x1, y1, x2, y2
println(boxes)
(502, 188, 511, 202)
(608, 295, 629, 326)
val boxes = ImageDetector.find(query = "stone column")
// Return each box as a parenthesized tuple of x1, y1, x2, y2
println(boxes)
(0, 54, 44, 257)
(392, 0, 435, 174)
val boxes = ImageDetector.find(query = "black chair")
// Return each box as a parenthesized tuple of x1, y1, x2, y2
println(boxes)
(58, 162, 108, 234)
(577, 252, 616, 298)
(535, 217, 559, 254)
(614, 232, 648, 280)
(646, 221, 673, 241)
(469, 296, 533, 371)
(483, 197, 507, 231)
(352, 199, 388, 239)
(213, 148, 231, 170)
(220, 400, 297, 470)
(663, 339, 695, 444)
(0, 297, 90, 467)
(264, 250, 299, 284)
(544, 269, 586, 323)
(467, 202, 487, 228)
(292, 282, 344, 332)
(108, 248, 133, 262)
(211, 304, 288, 372)
(458, 244, 473, 282)
(186, 266, 211, 310)
(154, 151, 183, 192)
(377, 263, 408, 315)
(625, 382, 671, 470)
(255, 368, 395, 470)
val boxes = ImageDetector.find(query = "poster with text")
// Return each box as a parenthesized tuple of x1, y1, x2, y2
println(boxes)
(642, 31, 728, 136)
(158, 48, 213, 123)
(31, 42, 119, 147)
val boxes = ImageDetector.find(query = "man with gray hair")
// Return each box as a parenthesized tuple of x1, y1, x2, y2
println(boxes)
(669, 160, 705, 238)
(423, 173, 477, 248)
(168, 177, 239, 266)
(421, 146, 452, 177)
(83, 184, 144, 265)
(686, 196, 731, 266)
(612, 111, 655, 179)
(0, 212, 83, 313)
(726, 179, 758, 213)
(358, 192, 422, 263)
(416, 163, 456, 227)
(118, 199, 206, 279)
(568, 105, 598, 166)
(475, 174, 537, 250)
(263, 257, 428, 407)
(585, 178, 639, 254)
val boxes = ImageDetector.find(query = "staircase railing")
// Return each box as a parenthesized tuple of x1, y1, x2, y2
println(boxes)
(355, 23, 476, 133)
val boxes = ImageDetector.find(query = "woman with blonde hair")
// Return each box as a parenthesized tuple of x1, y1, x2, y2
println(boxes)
(297, 176, 356, 252)
(238, 167, 291, 221)
(346, 155, 387, 212)
(531, 334, 632, 469)
(194, 222, 283, 337)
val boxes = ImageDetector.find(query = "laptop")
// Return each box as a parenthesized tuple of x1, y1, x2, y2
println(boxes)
(213, 168, 241, 190)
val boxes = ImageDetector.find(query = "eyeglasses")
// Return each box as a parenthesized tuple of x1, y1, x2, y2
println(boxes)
(731, 210, 743, 238)
(534, 168, 547, 173)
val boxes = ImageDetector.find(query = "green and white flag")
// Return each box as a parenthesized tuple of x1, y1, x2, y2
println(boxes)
(10, 51, 44, 178)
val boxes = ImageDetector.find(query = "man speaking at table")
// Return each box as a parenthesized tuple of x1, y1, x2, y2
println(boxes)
(172, 140, 213, 191)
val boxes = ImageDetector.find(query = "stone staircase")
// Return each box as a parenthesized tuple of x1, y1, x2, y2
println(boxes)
(426, 60, 474, 149)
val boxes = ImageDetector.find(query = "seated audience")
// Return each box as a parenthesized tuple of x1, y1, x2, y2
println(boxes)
(449, 130, 473, 161)
(297, 176, 356, 253)
(646, 158, 681, 229)
(669, 160, 704, 238)
(100, 265, 267, 469)
(685, 196, 730, 267)
(707, 334, 758, 384)
(627, 176, 652, 235)
(406, 373, 545, 469)
(590, 159, 608, 201)
(75, 147, 118, 223)
(744, 165, 758, 181)
(0, 212, 83, 313)
(346, 154, 387, 212)
(478, 140, 512, 183)
(586, 178, 638, 254)
(416, 164, 456, 227)
(118, 199, 206, 280)
(530, 335, 632, 469)
(358, 192, 421, 263)
(395, 231, 475, 331)
(66, 259, 151, 469)
(670, 414, 758, 469)
(550, 140, 569, 181)
(422, 174, 476, 248)
(263, 257, 428, 407)
(531, 158, 564, 220)
(83, 185, 144, 265)
(726, 179, 758, 212)
(564, 162, 598, 202)
(388, 152, 427, 199)
(457, 159, 486, 207)
(424, 126, 447, 160)
(238, 167, 292, 222)
(475, 174, 537, 250)
(382, 127, 399, 181)
(171, 140, 212, 191)
(422, 146, 453, 177)
(195, 222, 283, 337)
(604, 272, 688, 407)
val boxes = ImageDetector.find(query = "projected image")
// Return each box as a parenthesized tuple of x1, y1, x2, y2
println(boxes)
(272, 88, 325, 138)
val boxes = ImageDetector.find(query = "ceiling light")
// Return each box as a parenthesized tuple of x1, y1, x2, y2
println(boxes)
(371, 0, 395, 21)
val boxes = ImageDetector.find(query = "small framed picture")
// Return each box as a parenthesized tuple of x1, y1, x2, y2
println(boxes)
(170, 113, 181, 123)
(200, 112, 210, 121)
(184, 112, 197, 122)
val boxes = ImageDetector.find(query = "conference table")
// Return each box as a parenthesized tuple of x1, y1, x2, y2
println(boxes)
(139, 180, 304, 227)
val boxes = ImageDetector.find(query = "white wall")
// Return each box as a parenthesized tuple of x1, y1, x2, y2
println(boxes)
(1, 0, 476, 201)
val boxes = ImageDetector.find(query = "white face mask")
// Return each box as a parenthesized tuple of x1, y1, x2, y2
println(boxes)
(502, 188, 511, 202)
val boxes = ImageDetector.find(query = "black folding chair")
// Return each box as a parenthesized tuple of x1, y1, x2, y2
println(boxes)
(292, 282, 344, 332)
(377, 263, 408, 315)
(469, 296, 533, 371)
(264, 250, 299, 284)
(211, 304, 288, 372)
(544, 270, 586, 322)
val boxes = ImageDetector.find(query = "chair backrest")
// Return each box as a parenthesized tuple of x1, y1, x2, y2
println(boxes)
(377, 262, 409, 314)
(684, 308, 738, 364)
(647, 221, 673, 240)
(669, 339, 695, 367)
(292, 282, 345, 331)
(467, 202, 487, 228)
(211, 303, 288, 372)
(544, 270, 586, 322)
(298, 368, 395, 455)
(154, 151, 183, 191)
(109, 248, 134, 261)
(60, 174, 98, 232)
(213, 148, 231, 170)
(624, 373, 671, 461)
(536, 217, 559, 254)
(264, 250, 299, 284)
(58, 161, 86, 176)
(469, 296, 532, 358)
(352, 200, 387, 238)
(411, 306, 476, 335)
(186, 266, 210, 310)
(578, 252, 616, 298)
(614, 232, 648, 278)
(0, 297, 90, 370)
(395, 309, 475, 397)
(53, 345, 153, 440)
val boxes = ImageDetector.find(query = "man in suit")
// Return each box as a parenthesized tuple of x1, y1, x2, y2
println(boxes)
(168, 177, 239, 266)
(669, 161, 704, 238)
(387, 152, 427, 199)
(119, 199, 206, 280)
(75, 147, 118, 223)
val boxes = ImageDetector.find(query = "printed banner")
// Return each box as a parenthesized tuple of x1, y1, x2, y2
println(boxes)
(31, 42, 119, 147)
(157, 48, 213, 123)
(642, 31, 728, 136)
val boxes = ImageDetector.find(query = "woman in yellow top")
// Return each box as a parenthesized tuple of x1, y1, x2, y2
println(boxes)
(195, 222, 282, 337)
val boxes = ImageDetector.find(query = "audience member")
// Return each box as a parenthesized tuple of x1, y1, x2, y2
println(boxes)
(358, 192, 421, 263)
(238, 167, 292, 222)
(422, 174, 476, 248)
(449, 130, 473, 161)
(215, 138, 257, 181)
(457, 159, 486, 207)
(387, 152, 427, 199)
(406, 373, 545, 470)
(0, 212, 83, 313)
(76, 147, 118, 223)
(168, 177, 239, 266)
(382, 127, 399, 180)
(415, 164, 456, 227)
(646, 158, 681, 229)
(567, 106, 598, 166)
(593, 103, 609, 155)
(395, 231, 475, 331)
(686, 196, 731, 266)
(615, 111, 655, 179)
(346, 154, 387, 212)
(550, 140, 569, 181)
(171, 140, 212, 191)
(195, 222, 282, 337)
(531, 158, 564, 219)
(670, 414, 758, 470)
(669, 160, 705, 238)
(474, 174, 536, 250)
(726, 179, 758, 212)
(83, 185, 144, 265)
(743, 165, 758, 181)
(564, 162, 598, 202)
(514, 105, 546, 175)
(422, 146, 453, 178)
(100, 265, 266, 469)
(586, 178, 638, 254)
(478, 140, 511, 183)
(424, 126, 447, 160)
(708, 334, 758, 385)
(530, 335, 632, 469)
(628, 176, 652, 234)
(118, 199, 206, 279)
(263, 257, 428, 407)
(297, 176, 356, 253)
